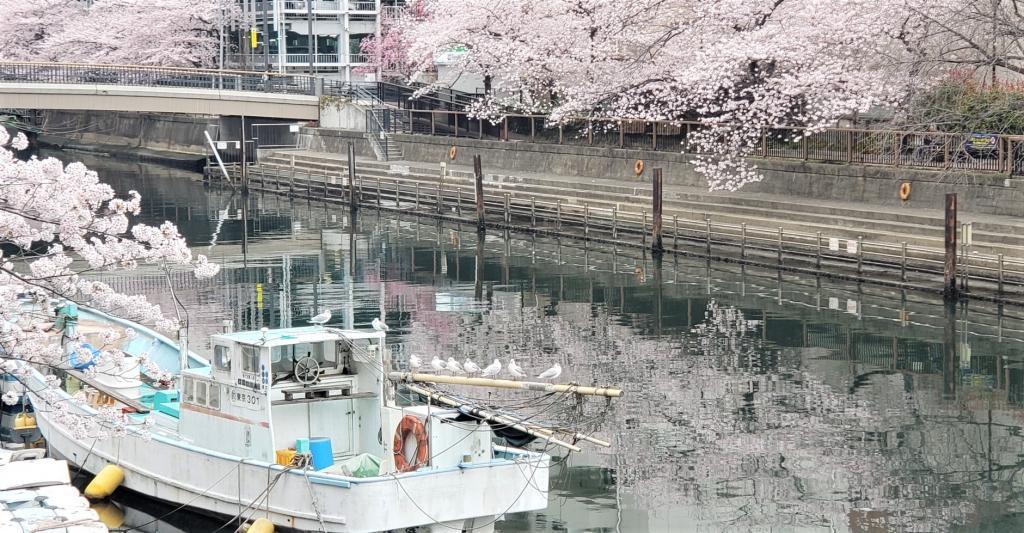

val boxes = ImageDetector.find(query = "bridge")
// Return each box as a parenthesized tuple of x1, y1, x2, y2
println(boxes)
(0, 62, 325, 120)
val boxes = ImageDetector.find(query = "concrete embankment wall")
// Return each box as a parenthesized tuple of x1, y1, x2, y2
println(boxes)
(382, 133, 1024, 218)
(299, 128, 1024, 218)
(35, 110, 218, 154)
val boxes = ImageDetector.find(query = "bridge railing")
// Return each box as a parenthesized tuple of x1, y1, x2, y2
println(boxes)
(0, 62, 319, 96)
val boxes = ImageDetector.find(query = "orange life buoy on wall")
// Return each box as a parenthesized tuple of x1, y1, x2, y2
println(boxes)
(448, 146, 457, 160)
(634, 159, 645, 176)
(393, 414, 429, 473)
(898, 181, 911, 201)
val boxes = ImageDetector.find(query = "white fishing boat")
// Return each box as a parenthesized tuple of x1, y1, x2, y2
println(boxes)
(19, 304, 551, 532)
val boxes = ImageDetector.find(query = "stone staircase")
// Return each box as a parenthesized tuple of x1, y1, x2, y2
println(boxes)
(254, 149, 1024, 261)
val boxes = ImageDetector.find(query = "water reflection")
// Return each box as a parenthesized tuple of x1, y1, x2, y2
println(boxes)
(55, 151, 1024, 532)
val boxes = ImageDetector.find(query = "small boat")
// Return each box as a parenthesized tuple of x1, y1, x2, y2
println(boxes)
(20, 304, 550, 532)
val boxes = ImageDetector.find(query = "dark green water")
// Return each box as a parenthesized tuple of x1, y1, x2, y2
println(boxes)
(58, 151, 1024, 532)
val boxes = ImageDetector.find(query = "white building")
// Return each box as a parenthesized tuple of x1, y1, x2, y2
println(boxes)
(229, 1, 407, 81)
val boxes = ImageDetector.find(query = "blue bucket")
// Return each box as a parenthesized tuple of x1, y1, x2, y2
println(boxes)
(309, 437, 334, 471)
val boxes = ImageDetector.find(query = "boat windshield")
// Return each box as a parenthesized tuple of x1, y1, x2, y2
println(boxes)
(270, 342, 335, 375)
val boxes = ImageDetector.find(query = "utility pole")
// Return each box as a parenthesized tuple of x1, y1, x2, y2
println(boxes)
(262, 0, 271, 68)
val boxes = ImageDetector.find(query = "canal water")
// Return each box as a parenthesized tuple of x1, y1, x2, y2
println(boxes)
(54, 150, 1024, 532)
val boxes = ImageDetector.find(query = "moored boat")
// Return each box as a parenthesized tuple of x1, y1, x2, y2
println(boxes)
(20, 304, 550, 532)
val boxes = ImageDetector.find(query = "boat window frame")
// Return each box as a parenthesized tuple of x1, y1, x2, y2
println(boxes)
(196, 380, 208, 406)
(183, 375, 195, 403)
(241, 343, 260, 374)
(208, 383, 221, 410)
(213, 344, 231, 372)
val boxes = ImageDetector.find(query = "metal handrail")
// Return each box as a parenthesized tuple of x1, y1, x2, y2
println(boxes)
(0, 61, 319, 96)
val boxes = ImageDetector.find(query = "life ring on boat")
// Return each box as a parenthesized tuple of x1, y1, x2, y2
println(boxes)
(634, 159, 644, 176)
(899, 181, 911, 201)
(393, 414, 429, 473)
(448, 146, 458, 160)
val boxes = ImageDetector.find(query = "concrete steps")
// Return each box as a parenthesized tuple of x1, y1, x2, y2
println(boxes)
(255, 150, 1024, 260)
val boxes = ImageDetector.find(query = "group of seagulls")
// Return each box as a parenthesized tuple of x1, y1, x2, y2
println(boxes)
(408, 354, 562, 381)
(309, 311, 560, 381)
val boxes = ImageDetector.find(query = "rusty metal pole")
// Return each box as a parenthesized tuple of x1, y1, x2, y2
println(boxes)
(652, 168, 664, 252)
(347, 142, 357, 211)
(473, 155, 485, 232)
(944, 193, 958, 299)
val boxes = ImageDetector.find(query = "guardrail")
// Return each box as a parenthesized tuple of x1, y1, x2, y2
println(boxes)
(221, 160, 1024, 302)
(0, 61, 320, 96)
(386, 109, 1024, 176)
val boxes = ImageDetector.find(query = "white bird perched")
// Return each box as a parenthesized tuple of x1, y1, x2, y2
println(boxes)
(371, 317, 389, 332)
(507, 359, 526, 380)
(536, 363, 562, 381)
(309, 310, 332, 326)
(431, 356, 447, 372)
(447, 357, 465, 375)
(409, 354, 422, 371)
(480, 359, 501, 377)
(462, 358, 481, 375)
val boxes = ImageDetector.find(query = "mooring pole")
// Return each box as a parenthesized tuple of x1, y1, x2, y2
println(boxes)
(240, 115, 248, 193)
(473, 154, 485, 231)
(347, 142, 357, 211)
(651, 168, 664, 252)
(944, 193, 957, 299)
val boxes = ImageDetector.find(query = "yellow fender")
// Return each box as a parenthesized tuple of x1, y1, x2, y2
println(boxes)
(84, 464, 124, 499)
(13, 412, 36, 430)
(247, 517, 276, 533)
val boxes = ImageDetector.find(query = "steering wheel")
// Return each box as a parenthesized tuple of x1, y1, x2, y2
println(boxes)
(294, 356, 322, 385)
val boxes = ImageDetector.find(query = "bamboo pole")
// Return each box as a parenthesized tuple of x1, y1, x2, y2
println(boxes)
(389, 372, 623, 398)
(404, 384, 583, 453)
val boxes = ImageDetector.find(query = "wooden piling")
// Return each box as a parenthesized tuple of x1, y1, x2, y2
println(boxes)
(944, 193, 957, 298)
(652, 168, 664, 252)
(474, 155, 485, 231)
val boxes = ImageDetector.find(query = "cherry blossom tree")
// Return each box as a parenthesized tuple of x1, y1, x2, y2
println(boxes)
(0, 0, 240, 68)
(0, 128, 219, 437)
(402, 0, 931, 190)
(358, 3, 429, 80)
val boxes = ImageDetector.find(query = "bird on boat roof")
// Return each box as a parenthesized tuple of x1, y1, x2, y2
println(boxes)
(447, 357, 465, 375)
(536, 363, 562, 381)
(371, 317, 389, 332)
(480, 359, 501, 377)
(431, 356, 447, 372)
(310, 309, 332, 326)
(507, 359, 526, 380)
(409, 354, 422, 371)
(463, 358, 481, 375)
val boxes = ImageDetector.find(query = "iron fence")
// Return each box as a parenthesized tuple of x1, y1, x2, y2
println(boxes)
(395, 109, 1024, 176)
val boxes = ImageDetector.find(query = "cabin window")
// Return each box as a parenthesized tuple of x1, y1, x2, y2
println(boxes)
(183, 376, 195, 403)
(241, 344, 259, 374)
(208, 384, 221, 410)
(214, 345, 231, 371)
(196, 380, 208, 406)
(270, 345, 293, 374)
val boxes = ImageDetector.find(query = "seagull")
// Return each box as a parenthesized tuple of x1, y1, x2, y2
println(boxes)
(409, 354, 422, 371)
(371, 317, 389, 332)
(536, 363, 562, 381)
(463, 358, 481, 375)
(310, 310, 332, 326)
(480, 359, 501, 377)
(431, 356, 447, 372)
(507, 359, 526, 380)
(447, 357, 465, 375)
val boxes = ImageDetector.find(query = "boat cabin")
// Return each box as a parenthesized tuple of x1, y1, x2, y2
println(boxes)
(177, 327, 388, 465)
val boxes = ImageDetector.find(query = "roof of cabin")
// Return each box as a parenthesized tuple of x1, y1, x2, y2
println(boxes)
(210, 326, 383, 347)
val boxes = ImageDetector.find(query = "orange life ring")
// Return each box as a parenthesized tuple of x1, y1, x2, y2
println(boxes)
(634, 159, 644, 176)
(393, 414, 429, 473)
(448, 146, 457, 160)
(898, 181, 911, 201)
